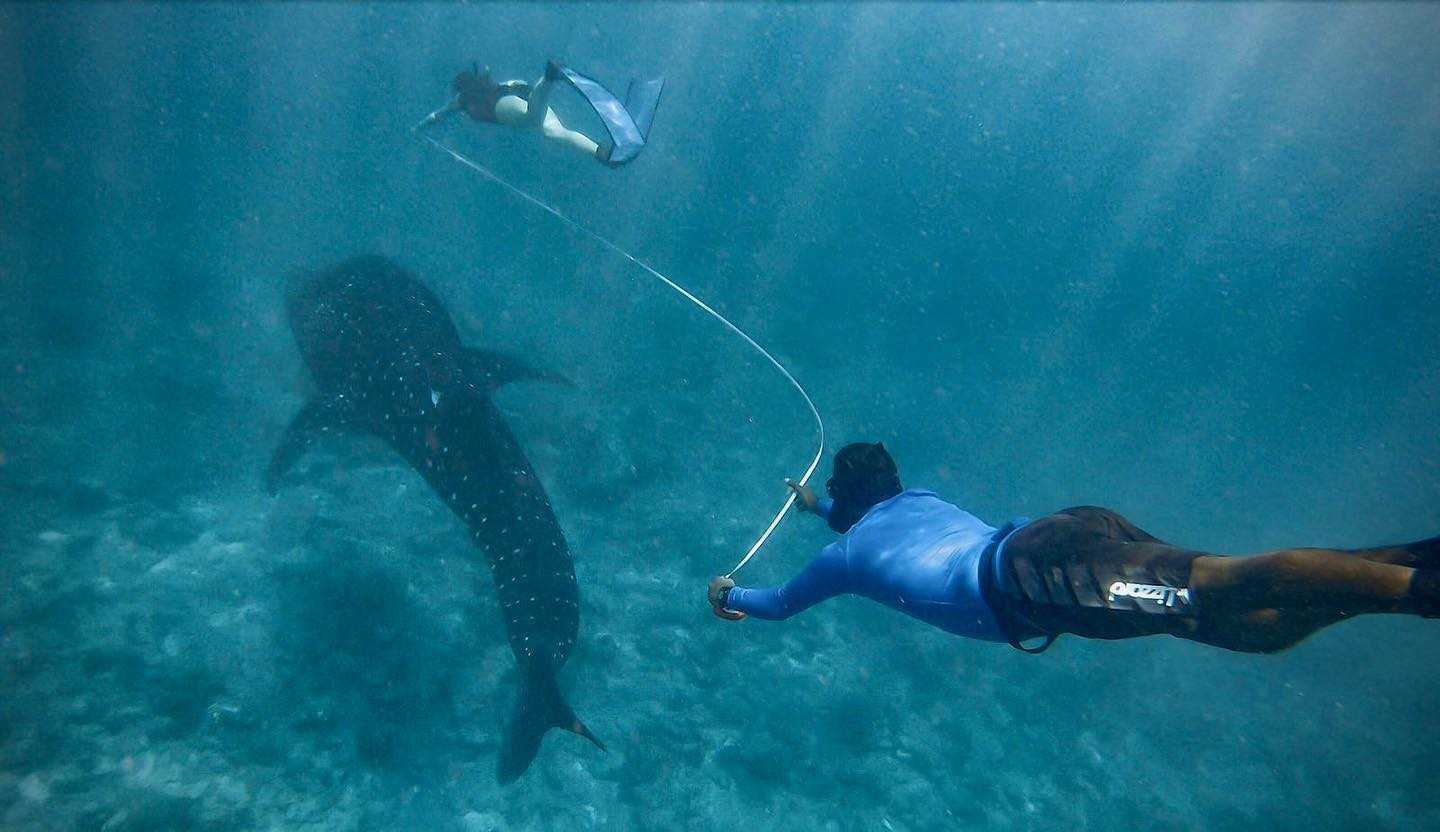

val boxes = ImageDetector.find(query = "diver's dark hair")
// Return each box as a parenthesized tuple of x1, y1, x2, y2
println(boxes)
(825, 442, 902, 533)
(453, 64, 496, 97)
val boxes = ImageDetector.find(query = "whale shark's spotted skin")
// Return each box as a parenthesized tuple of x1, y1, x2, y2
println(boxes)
(269, 255, 593, 780)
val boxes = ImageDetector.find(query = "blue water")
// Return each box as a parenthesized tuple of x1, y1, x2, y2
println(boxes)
(3, 3, 1439, 830)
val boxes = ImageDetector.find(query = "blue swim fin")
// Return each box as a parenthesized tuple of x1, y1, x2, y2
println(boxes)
(552, 62, 664, 167)
(623, 77, 665, 141)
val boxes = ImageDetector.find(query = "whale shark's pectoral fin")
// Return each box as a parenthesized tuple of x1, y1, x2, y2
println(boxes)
(463, 348, 573, 392)
(265, 395, 360, 495)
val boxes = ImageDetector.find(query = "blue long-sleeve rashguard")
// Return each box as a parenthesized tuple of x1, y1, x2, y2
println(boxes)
(725, 490, 1022, 642)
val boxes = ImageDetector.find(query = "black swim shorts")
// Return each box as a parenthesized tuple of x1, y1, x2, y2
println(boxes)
(995, 506, 1205, 644)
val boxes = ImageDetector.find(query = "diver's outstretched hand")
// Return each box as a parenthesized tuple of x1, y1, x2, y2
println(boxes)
(708, 576, 746, 621)
(416, 95, 462, 132)
(785, 479, 819, 513)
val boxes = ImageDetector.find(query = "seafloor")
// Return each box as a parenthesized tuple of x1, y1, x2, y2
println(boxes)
(3, 424, 1437, 831)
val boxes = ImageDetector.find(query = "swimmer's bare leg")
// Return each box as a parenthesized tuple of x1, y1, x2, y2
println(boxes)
(541, 113, 601, 158)
(522, 75, 556, 129)
(519, 62, 604, 161)
(1186, 547, 1438, 653)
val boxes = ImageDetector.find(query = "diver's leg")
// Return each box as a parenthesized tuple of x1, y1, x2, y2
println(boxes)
(522, 76, 556, 129)
(1193, 549, 1417, 612)
(1185, 550, 1438, 652)
(540, 111, 600, 158)
(1336, 535, 1440, 568)
(1186, 607, 1345, 654)
(522, 62, 569, 128)
(1012, 511, 1440, 654)
(522, 68, 602, 158)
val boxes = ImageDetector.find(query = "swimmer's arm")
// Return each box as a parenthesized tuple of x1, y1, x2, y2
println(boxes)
(418, 95, 462, 129)
(725, 541, 849, 620)
(785, 479, 832, 520)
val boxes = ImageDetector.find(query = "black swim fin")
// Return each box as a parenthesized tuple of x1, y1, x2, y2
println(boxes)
(496, 666, 604, 784)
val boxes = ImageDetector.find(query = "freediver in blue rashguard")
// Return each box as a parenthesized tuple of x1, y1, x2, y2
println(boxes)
(709, 442, 1440, 654)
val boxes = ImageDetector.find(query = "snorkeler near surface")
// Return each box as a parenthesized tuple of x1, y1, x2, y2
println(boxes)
(418, 59, 663, 167)
(708, 443, 1440, 654)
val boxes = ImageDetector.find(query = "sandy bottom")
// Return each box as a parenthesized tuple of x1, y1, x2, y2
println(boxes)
(2, 448, 1436, 832)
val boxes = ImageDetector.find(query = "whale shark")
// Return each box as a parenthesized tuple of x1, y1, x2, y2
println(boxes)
(267, 254, 602, 782)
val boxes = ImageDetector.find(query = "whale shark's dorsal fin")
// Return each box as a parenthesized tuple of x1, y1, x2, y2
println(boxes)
(265, 394, 360, 495)
(463, 348, 572, 392)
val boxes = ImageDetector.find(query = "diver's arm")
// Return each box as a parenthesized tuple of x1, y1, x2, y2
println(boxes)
(785, 479, 831, 520)
(723, 542, 849, 620)
(417, 94, 462, 129)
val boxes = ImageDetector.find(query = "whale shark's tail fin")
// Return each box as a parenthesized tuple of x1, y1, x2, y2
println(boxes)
(496, 666, 604, 784)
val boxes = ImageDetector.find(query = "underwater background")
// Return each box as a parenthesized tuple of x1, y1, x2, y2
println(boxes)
(3, 3, 1439, 830)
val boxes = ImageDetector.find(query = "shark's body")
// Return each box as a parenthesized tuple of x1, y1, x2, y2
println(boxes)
(268, 255, 599, 782)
